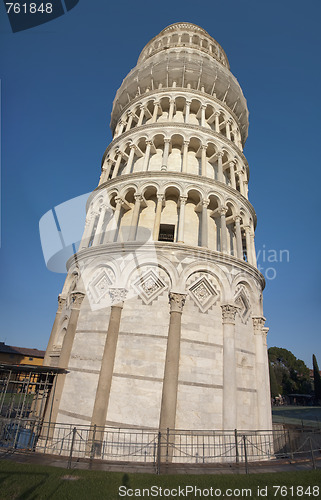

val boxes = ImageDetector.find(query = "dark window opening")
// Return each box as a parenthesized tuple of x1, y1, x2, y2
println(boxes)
(158, 224, 175, 242)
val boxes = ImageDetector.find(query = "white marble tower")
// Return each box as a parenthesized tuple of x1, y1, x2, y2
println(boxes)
(44, 23, 272, 448)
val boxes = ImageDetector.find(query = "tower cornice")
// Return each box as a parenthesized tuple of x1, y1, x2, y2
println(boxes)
(67, 242, 265, 290)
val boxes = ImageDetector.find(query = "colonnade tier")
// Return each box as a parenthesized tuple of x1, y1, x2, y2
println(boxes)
(138, 22, 230, 69)
(112, 93, 243, 150)
(79, 181, 257, 267)
(100, 130, 249, 197)
(110, 50, 249, 142)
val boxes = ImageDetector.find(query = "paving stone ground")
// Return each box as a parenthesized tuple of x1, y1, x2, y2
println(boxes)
(1, 448, 320, 475)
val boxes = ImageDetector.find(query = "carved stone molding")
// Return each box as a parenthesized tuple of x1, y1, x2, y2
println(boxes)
(70, 291, 85, 310)
(169, 292, 186, 313)
(57, 295, 66, 313)
(221, 304, 237, 323)
(109, 288, 127, 307)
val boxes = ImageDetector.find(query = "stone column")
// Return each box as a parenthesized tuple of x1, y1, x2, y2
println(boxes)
(89, 288, 127, 455)
(244, 181, 249, 198)
(217, 151, 224, 182)
(201, 104, 206, 127)
(168, 99, 175, 121)
(177, 196, 187, 243)
(104, 159, 113, 181)
(182, 141, 189, 173)
(46, 291, 85, 426)
(185, 100, 191, 123)
(142, 140, 152, 171)
(128, 195, 141, 241)
(234, 216, 243, 259)
(221, 304, 237, 430)
(98, 167, 107, 186)
(214, 111, 220, 133)
(201, 144, 207, 177)
(79, 211, 97, 250)
(250, 225, 257, 267)
(253, 317, 271, 430)
(103, 197, 122, 243)
(237, 130, 242, 150)
(229, 160, 236, 189)
(159, 293, 186, 434)
(201, 200, 209, 247)
(244, 225, 252, 264)
(161, 139, 170, 171)
(78, 218, 90, 250)
(219, 206, 228, 254)
(153, 194, 164, 241)
(124, 144, 136, 175)
(237, 169, 245, 196)
(152, 101, 159, 123)
(137, 105, 145, 126)
(112, 152, 122, 178)
(92, 205, 107, 246)
(43, 295, 66, 366)
(125, 112, 134, 132)
(117, 120, 126, 137)
(226, 120, 231, 140)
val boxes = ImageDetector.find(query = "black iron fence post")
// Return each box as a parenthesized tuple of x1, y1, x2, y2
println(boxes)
(156, 431, 161, 475)
(243, 435, 249, 474)
(67, 426, 77, 469)
(309, 437, 316, 470)
(234, 429, 239, 463)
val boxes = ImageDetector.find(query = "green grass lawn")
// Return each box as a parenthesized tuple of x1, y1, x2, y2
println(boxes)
(0, 460, 320, 500)
(272, 407, 321, 427)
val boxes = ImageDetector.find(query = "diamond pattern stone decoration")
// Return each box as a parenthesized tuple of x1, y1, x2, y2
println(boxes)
(88, 268, 115, 304)
(132, 269, 167, 305)
(234, 285, 251, 323)
(189, 276, 219, 313)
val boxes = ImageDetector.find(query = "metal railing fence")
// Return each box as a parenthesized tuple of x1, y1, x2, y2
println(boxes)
(0, 417, 320, 472)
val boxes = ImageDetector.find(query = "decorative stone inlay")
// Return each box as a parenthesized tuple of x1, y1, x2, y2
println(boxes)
(169, 292, 186, 313)
(188, 276, 219, 313)
(132, 269, 167, 305)
(234, 285, 251, 323)
(221, 304, 237, 323)
(88, 267, 116, 304)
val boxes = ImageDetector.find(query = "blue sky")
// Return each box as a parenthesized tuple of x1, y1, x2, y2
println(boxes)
(0, 1, 320, 369)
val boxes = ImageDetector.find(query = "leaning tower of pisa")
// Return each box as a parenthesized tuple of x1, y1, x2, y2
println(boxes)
(44, 23, 272, 446)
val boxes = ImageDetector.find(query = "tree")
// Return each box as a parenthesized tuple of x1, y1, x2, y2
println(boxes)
(312, 354, 321, 403)
(268, 347, 312, 396)
(269, 360, 280, 398)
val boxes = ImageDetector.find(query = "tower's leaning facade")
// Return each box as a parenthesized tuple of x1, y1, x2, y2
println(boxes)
(44, 23, 272, 443)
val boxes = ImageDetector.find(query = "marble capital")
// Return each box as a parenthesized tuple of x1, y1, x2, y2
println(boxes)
(169, 292, 186, 313)
(70, 291, 85, 310)
(109, 288, 127, 307)
(221, 304, 237, 323)
(252, 316, 266, 332)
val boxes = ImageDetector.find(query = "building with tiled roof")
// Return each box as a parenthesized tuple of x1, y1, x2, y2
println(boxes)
(0, 342, 45, 366)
